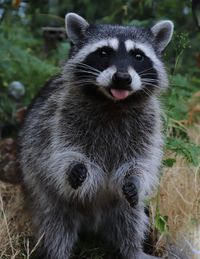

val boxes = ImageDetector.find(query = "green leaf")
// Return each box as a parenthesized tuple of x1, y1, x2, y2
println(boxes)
(155, 213, 168, 234)
(163, 158, 176, 167)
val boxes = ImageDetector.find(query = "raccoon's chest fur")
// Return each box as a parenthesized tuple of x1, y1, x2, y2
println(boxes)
(58, 94, 156, 172)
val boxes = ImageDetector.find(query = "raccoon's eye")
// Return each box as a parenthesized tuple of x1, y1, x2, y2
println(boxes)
(135, 53, 144, 61)
(132, 50, 145, 62)
(98, 47, 112, 58)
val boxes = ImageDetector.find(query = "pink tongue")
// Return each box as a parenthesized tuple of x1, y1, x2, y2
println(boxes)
(110, 89, 129, 100)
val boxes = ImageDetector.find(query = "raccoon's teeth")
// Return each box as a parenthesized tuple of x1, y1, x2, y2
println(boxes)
(110, 89, 130, 100)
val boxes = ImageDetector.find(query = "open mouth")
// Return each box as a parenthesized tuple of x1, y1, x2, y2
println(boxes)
(110, 89, 130, 100)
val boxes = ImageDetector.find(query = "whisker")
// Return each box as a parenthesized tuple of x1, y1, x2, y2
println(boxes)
(71, 80, 96, 85)
(73, 70, 99, 77)
(67, 62, 113, 85)
(142, 78, 159, 82)
(67, 66, 100, 75)
(142, 82, 160, 89)
(141, 88, 152, 97)
(142, 81, 159, 85)
(141, 79, 158, 84)
(71, 83, 96, 87)
(141, 78, 159, 83)
(76, 75, 96, 80)
(76, 65, 100, 74)
(138, 67, 156, 75)
(75, 71, 110, 86)
(140, 73, 158, 77)
(72, 79, 96, 83)
(142, 81, 158, 86)
(67, 62, 101, 74)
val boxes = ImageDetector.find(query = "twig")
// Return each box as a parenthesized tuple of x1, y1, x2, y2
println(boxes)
(26, 233, 44, 259)
(0, 193, 15, 256)
(183, 236, 200, 255)
(172, 184, 193, 205)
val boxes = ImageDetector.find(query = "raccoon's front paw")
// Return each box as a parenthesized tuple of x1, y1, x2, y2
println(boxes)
(68, 163, 87, 189)
(122, 175, 140, 207)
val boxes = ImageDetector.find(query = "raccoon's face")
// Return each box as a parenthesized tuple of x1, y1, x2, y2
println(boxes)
(64, 13, 173, 101)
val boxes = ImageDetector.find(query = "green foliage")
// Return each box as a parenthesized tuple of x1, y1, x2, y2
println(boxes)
(166, 137, 200, 166)
(162, 158, 176, 168)
(0, 37, 58, 97)
(155, 212, 168, 234)
(161, 72, 200, 166)
(0, 18, 59, 122)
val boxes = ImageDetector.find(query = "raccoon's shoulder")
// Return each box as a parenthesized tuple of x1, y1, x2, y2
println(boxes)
(20, 75, 64, 133)
(27, 76, 63, 112)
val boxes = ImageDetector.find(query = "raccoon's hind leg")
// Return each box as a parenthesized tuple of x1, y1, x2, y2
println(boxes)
(29, 194, 80, 259)
(100, 204, 148, 259)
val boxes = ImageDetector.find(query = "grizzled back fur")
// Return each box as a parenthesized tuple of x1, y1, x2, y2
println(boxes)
(18, 13, 174, 259)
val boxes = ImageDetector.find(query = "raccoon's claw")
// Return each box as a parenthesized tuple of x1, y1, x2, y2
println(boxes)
(122, 175, 139, 207)
(68, 163, 87, 189)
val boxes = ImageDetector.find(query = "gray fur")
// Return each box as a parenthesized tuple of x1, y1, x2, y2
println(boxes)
(19, 13, 173, 259)
(151, 20, 174, 51)
(65, 13, 89, 44)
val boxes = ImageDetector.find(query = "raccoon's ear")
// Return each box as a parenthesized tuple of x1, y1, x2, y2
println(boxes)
(65, 13, 89, 44)
(151, 20, 174, 51)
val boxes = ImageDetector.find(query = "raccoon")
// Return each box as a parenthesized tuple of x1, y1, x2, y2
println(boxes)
(19, 13, 174, 259)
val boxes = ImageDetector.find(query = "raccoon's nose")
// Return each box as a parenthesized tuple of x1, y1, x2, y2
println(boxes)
(112, 72, 132, 86)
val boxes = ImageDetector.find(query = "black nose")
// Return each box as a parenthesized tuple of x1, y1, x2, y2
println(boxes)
(112, 72, 132, 86)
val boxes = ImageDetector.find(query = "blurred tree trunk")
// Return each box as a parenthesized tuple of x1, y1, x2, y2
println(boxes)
(48, 0, 58, 14)
(48, 0, 58, 6)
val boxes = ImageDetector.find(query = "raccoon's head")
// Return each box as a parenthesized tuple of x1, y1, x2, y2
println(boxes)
(63, 13, 174, 101)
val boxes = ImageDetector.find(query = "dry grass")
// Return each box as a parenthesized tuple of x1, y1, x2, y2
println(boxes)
(151, 124, 200, 258)
(0, 182, 31, 259)
(0, 125, 200, 258)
